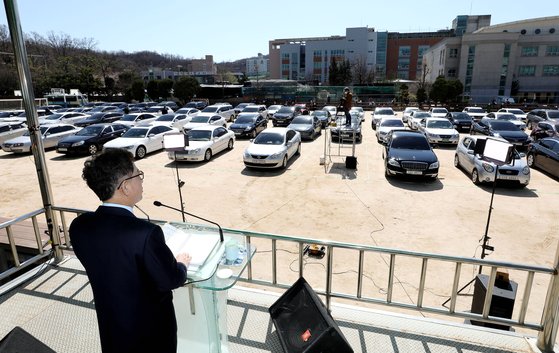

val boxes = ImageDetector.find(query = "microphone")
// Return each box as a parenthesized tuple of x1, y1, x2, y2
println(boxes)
(135, 204, 150, 222)
(153, 200, 224, 242)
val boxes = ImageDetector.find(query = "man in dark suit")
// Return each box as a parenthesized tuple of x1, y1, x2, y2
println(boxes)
(70, 148, 191, 353)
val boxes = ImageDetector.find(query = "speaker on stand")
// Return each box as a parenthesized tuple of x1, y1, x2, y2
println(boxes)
(268, 277, 353, 353)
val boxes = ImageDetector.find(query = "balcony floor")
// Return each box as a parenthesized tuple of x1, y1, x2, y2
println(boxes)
(0, 257, 549, 353)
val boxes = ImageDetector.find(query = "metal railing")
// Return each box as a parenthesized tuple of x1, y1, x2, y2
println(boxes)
(2, 207, 558, 352)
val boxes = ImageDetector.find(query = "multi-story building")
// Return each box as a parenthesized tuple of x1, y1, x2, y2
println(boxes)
(423, 16, 559, 103)
(246, 53, 269, 79)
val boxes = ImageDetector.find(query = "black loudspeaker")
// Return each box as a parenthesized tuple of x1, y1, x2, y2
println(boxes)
(345, 156, 357, 169)
(0, 326, 56, 353)
(269, 277, 353, 353)
(471, 274, 517, 330)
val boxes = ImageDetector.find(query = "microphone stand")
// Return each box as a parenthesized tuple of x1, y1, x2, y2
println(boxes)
(174, 151, 186, 222)
(154, 200, 224, 242)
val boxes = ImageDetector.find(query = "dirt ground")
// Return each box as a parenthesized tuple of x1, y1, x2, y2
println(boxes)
(1, 111, 558, 334)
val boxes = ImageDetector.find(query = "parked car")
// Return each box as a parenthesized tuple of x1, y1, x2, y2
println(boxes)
(526, 137, 559, 178)
(158, 101, 180, 111)
(429, 107, 449, 118)
(454, 135, 530, 187)
(408, 111, 431, 130)
(145, 105, 174, 114)
(74, 112, 123, 127)
(167, 125, 235, 162)
(462, 106, 486, 122)
(233, 102, 254, 116)
(497, 108, 527, 122)
(470, 118, 531, 148)
(147, 113, 192, 131)
(530, 121, 559, 141)
(402, 107, 420, 123)
(184, 101, 208, 110)
(331, 112, 362, 142)
(271, 106, 299, 127)
(87, 105, 122, 114)
(349, 107, 365, 122)
(174, 107, 200, 116)
(103, 125, 176, 159)
(56, 123, 129, 155)
(526, 109, 559, 130)
(418, 117, 460, 146)
(322, 106, 337, 119)
(484, 112, 526, 130)
(201, 104, 235, 122)
(310, 109, 331, 128)
(372, 107, 396, 130)
(287, 115, 321, 140)
(182, 113, 227, 132)
(267, 104, 282, 118)
(382, 130, 439, 179)
(241, 105, 268, 121)
(243, 127, 301, 169)
(1, 124, 80, 153)
(445, 112, 473, 132)
(229, 112, 267, 138)
(39, 112, 89, 125)
(0, 122, 27, 144)
(113, 113, 158, 127)
(376, 117, 404, 144)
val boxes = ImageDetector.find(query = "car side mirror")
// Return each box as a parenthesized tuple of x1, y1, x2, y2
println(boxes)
(467, 150, 474, 155)
(148, 133, 155, 138)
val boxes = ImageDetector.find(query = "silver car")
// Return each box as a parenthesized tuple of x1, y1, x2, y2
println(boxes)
(243, 127, 301, 169)
(454, 135, 530, 187)
(0, 122, 27, 145)
(1, 124, 80, 153)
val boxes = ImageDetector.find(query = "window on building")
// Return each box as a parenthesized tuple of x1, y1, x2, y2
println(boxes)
(546, 46, 559, 56)
(449, 48, 458, 58)
(398, 46, 411, 57)
(521, 46, 539, 57)
(397, 71, 409, 79)
(398, 58, 410, 70)
(447, 69, 457, 77)
(418, 45, 430, 57)
(543, 65, 559, 76)
(518, 66, 536, 76)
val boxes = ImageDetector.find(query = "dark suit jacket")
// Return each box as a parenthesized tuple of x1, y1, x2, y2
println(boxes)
(70, 206, 187, 353)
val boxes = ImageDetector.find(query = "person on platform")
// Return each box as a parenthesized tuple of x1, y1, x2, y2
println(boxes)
(69, 148, 191, 353)
(341, 87, 353, 125)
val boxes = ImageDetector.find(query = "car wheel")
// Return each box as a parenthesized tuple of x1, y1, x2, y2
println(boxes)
(471, 169, 481, 185)
(296, 142, 301, 155)
(227, 139, 234, 150)
(453, 154, 460, 168)
(281, 155, 288, 169)
(204, 149, 212, 161)
(526, 153, 535, 167)
(135, 145, 146, 159)
(88, 144, 99, 155)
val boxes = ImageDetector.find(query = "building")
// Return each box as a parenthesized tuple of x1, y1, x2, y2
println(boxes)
(423, 16, 559, 104)
(246, 53, 269, 79)
(142, 55, 218, 84)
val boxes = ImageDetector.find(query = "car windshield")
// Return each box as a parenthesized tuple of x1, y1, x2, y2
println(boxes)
(120, 114, 139, 121)
(312, 111, 327, 117)
(291, 116, 313, 124)
(44, 114, 62, 120)
(376, 109, 394, 115)
(391, 135, 430, 150)
(190, 116, 210, 123)
(24, 126, 49, 136)
(187, 130, 211, 141)
(468, 108, 485, 113)
(380, 119, 404, 127)
(242, 106, 260, 112)
(453, 112, 470, 119)
(122, 128, 148, 138)
(496, 114, 518, 121)
(76, 126, 103, 136)
(352, 107, 363, 112)
(86, 113, 105, 120)
(548, 111, 559, 119)
(254, 132, 284, 145)
(427, 120, 453, 129)
(432, 108, 448, 113)
(277, 107, 294, 114)
(235, 115, 257, 124)
(155, 114, 175, 122)
(508, 109, 524, 114)
(414, 112, 431, 119)
(489, 121, 518, 131)
(202, 106, 218, 113)
(268, 105, 281, 110)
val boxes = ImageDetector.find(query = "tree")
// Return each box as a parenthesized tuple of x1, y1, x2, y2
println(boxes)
(173, 77, 200, 104)
(328, 58, 352, 86)
(352, 56, 374, 85)
(146, 80, 158, 100)
(416, 87, 427, 104)
(398, 84, 409, 103)
(428, 76, 463, 104)
(328, 57, 339, 85)
(157, 79, 174, 100)
(131, 80, 145, 102)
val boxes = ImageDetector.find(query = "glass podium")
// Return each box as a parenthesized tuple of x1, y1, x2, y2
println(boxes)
(167, 222, 255, 353)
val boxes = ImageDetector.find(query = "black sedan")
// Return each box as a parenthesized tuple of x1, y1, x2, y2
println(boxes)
(271, 106, 299, 127)
(383, 130, 439, 179)
(526, 137, 559, 178)
(310, 110, 331, 128)
(56, 123, 128, 155)
(74, 112, 123, 127)
(445, 112, 473, 132)
(229, 113, 267, 138)
(471, 118, 531, 148)
(288, 115, 321, 140)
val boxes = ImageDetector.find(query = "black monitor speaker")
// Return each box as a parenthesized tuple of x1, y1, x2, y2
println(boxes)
(0, 326, 56, 353)
(269, 277, 353, 353)
(471, 274, 517, 330)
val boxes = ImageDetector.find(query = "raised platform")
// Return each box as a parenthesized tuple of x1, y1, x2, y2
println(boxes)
(0, 257, 548, 353)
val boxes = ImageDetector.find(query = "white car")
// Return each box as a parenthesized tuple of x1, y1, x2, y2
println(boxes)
(38, 112, 89, 125)
(147, 113, 193, 131)
(376, 118, 405, 144)
(1, 124, 80, 153)
(175, 107, 200, 116)
(408, 111, 431, 130)
(183, 113, 227, 132)
(429, 107, 449, 118)
(267, 105, 282, 118)
(0, 122, 27, 145)
(418, 117, 460, 145)
(103, 125, 176, 159)
(114, 113, 158, 127)
(241, 105, 268, 121)
(402, 107, 420, 123)
(462, 106, 486, 121)
(349, 107, 365, 121)
(496, 108, 528, 123)
(371, 107, 396, 129)
(201, 104, 235, 122)
(167, 125, 235, 162)
(485, 112, 526, 130)
(323, 105, 337, 118)
(243, 127, 301, 169)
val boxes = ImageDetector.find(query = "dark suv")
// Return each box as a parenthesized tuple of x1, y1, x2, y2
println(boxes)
(271, 106, 299, 127)
(383, 130, 439, 179)
(526, 109, 559, 130)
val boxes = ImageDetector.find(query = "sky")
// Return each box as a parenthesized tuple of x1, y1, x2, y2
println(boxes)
(0, 0, 557, 62)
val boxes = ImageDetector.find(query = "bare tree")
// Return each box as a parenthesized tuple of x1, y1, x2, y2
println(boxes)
(352, 55, 375, 85)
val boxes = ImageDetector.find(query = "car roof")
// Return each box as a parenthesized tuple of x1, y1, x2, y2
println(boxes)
(261, 127, 289, 134)
(426, 117, 450, 121)
(190, 125, 223, 131)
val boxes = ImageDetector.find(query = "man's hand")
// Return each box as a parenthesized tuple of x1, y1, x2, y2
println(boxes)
(176, 253, 192, 267)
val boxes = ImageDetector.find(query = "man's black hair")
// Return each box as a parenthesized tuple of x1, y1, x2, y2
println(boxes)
(82, 149, 135, 201)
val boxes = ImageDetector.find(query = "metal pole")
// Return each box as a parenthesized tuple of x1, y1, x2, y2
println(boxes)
(537, 240, 559, 352)
(3, 0, 63, 261)
(479, 165, 499, 273)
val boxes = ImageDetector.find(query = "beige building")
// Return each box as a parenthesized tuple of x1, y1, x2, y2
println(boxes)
(423, 16, 559, 104)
